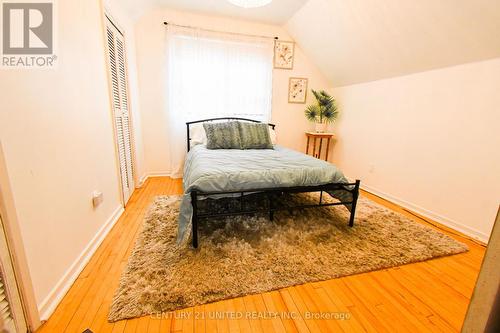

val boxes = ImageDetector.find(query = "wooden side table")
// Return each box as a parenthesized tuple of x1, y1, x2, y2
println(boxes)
(305, 132, 335, 161)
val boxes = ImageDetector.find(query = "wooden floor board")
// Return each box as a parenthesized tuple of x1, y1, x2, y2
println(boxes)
(35, 177, 485, 333)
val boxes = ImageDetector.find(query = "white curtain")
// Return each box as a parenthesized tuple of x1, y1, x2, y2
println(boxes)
(164, 26, 274, 177)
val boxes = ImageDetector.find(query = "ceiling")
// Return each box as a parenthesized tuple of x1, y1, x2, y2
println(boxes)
(287, 0, 500, 87)
(116, 0, 500, 87)
(119, 0, 308, 24)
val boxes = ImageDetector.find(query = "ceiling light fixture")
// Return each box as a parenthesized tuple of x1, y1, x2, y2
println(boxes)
(227, 0, 273, 9)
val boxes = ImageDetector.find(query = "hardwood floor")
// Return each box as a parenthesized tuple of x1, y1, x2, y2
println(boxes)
(36, 177, 485, 333)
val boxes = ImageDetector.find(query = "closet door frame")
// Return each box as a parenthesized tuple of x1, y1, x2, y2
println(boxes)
(102, 11, 137, 206)
(0, 143, 41, 332)
(0, 214, 27, 333)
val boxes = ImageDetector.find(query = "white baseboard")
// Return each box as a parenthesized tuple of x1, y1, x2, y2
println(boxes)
(360, 183, 490, 243)
(137, 173, 148, 187)
(145, 172, 172, 177)
(37, 205, 124, 321)
(170, 172, 182, 179)
(136, 172, 182, 188)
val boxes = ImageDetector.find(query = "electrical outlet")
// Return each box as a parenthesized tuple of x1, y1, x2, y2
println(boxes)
(92, 191, 103, 208)
(368, 164, 375, 173)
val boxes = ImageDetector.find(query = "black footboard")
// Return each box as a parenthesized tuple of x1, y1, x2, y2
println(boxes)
(190, 180, 361, 248)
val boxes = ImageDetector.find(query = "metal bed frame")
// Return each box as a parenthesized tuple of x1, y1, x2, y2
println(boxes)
(186, 118, 361, 248)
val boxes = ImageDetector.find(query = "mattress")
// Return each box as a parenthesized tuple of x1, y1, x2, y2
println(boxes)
(177, 144, 352, 243)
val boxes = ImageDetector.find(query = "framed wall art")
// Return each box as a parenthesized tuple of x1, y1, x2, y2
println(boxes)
(274, 40, 295, 69)
(288, 77, 308, 104)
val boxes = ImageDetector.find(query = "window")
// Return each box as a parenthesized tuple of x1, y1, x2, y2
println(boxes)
(166, 27, 273, 122)
(165, 27, 274, 175)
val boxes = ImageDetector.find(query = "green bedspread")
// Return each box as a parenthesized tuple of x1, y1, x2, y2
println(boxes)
(178, 145, 352, 243)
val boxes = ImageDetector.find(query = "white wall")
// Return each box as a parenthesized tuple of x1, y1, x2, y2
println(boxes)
(0, 0, 123, 319)
(331, 58, 500, 242)
(134, 7, 331, 177)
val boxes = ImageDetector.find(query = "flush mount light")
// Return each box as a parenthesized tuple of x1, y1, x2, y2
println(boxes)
(227, 0, 273, 9)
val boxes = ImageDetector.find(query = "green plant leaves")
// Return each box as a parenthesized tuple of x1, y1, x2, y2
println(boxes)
(306, 90, 339, 123)
(304, 104, 321, 122)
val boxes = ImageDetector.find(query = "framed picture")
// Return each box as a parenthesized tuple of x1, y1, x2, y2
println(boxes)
(288, 77, 308, 104)
(274, 40, 295, 69)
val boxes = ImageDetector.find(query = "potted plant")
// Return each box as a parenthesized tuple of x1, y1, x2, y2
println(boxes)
(304, 90, 339, 132)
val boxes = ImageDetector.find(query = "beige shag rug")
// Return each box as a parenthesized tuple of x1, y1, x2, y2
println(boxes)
(108, 193, 467, 322)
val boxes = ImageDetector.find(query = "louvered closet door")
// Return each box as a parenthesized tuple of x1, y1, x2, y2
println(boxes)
(0, 215, 27, 333)
(106, 16, 134, 204)
(0, 270, 15, 333)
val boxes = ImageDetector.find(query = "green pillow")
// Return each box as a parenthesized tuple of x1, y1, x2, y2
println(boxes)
(238, 122, 273, 149)
(203, 122, 242, 149)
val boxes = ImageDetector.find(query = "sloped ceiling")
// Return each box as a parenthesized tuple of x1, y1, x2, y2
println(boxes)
(286, 0, 500, 87)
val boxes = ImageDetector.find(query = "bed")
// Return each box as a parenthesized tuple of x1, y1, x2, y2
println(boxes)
(178, 118, 361, 248)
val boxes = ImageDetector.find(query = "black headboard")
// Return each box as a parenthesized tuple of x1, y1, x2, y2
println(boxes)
(186, 117, 276, 152)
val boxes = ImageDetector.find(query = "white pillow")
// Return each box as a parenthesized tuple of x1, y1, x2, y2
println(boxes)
(190, 124, 207, 147)
(269, 127, 277, 145)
